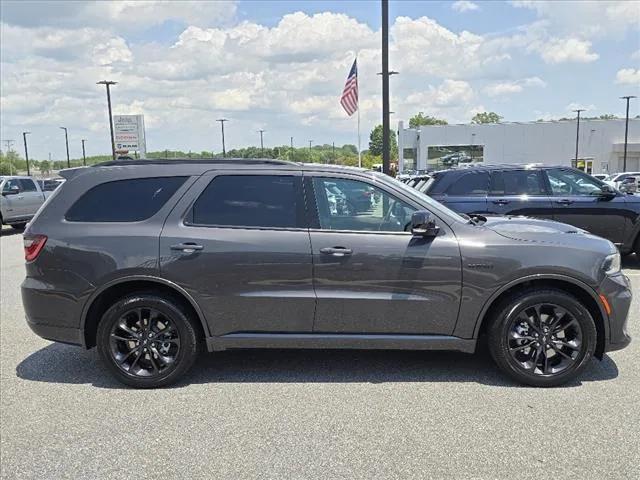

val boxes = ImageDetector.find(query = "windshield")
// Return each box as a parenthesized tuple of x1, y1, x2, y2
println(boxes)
(374, 172, 469, 224)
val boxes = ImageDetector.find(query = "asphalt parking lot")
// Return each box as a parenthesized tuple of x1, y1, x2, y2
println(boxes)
(1, 226, 639, 479)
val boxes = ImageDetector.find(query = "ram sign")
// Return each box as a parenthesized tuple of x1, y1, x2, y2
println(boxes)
(114, 114, 146, 156)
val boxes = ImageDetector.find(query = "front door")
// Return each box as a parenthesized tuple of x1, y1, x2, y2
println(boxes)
(544, 168, 629, 245)
(160, 171, 315, 336)
(1, 179, 25, 219)
(486, 169, 554, 219)
(307, 175, 462, 335)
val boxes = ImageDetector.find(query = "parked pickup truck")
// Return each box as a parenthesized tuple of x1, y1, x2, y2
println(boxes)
(0, 176, 49, 230)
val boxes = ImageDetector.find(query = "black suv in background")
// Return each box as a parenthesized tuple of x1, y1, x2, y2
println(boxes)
(422, 165, 640, 256)
(22, 159, 631, 388)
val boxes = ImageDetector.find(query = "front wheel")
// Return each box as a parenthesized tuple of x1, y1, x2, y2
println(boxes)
(97, 293, 200, 388)
(487, 289, 597, 387)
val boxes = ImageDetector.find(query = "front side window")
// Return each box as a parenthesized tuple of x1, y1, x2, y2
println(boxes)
(446, 172, 489, 196)
(66, 177, 187, 222)
(312, 177, 415, 232)
(546, 169, 603, 196)
(191, 175, 299, 228)
(2, 179, 20, 193)
(490, 170, 546, 196)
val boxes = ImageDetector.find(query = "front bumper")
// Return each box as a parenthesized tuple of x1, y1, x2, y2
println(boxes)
(600, 273, 632, 352)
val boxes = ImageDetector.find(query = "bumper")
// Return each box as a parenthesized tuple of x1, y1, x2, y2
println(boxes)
(600, 273, 632, 353)
(25, 318, 83, 346)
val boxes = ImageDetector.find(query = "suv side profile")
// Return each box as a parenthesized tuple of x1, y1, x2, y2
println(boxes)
(22, 159, 631, 388)
(422, 165, 640, 256)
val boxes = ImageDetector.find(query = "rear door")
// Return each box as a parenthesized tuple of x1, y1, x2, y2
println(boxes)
(544, 168, 629, 244)
(159, 171, 315, 336)
(486, 169, 554, 219)
(18, 178, 43, 217)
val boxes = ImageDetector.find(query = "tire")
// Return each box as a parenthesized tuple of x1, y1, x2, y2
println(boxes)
(97, 293, 200, 388)
(487, 288, 597, 387)
(11, 223, 27, 231)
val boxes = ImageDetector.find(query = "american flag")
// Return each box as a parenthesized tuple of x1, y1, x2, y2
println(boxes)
(340, 59, 358, 116)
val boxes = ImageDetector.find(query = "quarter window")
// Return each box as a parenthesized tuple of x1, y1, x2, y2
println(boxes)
(490, 170, 546, 196)
(66, 177, 187, 222)
(446, 172, 489, 196)
(312, 178, 415, 232)
(191, 175, 300, 228)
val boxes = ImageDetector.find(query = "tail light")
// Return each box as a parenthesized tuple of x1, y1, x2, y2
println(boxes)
(24, 234, 47, 262)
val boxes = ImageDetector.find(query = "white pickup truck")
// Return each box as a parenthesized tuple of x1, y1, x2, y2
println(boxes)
(0, 176, 49, 230)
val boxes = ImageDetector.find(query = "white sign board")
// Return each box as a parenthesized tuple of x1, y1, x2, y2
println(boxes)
(114, 114, 146, 157)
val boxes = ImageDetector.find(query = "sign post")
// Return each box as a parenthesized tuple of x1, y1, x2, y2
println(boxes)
(114, 115, 147, 158)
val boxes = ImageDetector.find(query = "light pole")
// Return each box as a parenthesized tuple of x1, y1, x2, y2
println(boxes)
(60, 127, 70, 168)
(258, 129, 265, 156)
(22, 132, 31, 176)
(216, 118, 228, 157)
(97, 80, 117, 161)
(573, 109, 585, 168)
(620, 96, 636, 172)
(309, 140, 313, 152)
(81, 139, 87, 166)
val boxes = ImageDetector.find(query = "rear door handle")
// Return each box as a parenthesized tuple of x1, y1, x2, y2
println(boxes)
(555, 199, 574, 205)
(320, 247, 353, 257)
(170, 242, 204, 253)
(492, 199, 510, 205)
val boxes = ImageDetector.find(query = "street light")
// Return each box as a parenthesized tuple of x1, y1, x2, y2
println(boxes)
(620, 96, 637, 172)
(59, 127, 70, 168)
(22, 132, 31, 176)
(97, 80, 117, 161)
(81, 139, 87, 166)
(258, 129, 265, 156)
(216, 118, 228, 157)
(573, 109, 585, 168)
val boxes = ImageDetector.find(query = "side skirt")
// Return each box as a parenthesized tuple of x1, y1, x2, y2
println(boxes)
(206, 333, 476, 354)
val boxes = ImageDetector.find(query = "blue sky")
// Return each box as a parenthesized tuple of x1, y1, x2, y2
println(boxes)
(1, 0, 639, 160)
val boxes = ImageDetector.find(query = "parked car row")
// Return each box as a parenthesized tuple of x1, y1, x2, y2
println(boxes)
(0, 176, 64, 230)
(399, 165, 640, 256)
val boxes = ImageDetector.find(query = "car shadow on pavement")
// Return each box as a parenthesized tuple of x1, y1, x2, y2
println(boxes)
(622, 254, 640, 270)
(0, 226, 24, 237)
(16, 342, 619, 389)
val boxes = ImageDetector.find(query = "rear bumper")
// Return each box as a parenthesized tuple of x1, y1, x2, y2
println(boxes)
(600, 273, 632, 353)
(25, 318, 83, 346)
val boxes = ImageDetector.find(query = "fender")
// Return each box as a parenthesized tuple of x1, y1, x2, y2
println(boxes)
(79, 274, 211, 343)
(471, 273, 609, 339)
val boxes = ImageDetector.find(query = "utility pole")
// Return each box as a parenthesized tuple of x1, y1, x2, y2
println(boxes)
(258, 129, 265, 156)
(620, 96, 636, 172)
(22, 132, 31, 175)
(4, 140, 15, 175)
(81, 139, 87, 166)
(60, 127, 70, 168)
(332, 142, 335, 164)
(309, 140, 313, 152)
(97, 80, 117, 161)
(216, 118, 228, 157)
(573, 109, 585, 169)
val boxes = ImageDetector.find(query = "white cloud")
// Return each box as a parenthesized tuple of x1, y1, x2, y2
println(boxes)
(452, 1, 480, 13)
(536, 37, 599, 64)
(615, 68, 640, 86)
(484, 77, 546, 97)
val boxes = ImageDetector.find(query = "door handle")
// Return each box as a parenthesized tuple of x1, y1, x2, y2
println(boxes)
(555, 199, 574, 205)
(170, 242, 204, 253)
(320, 246, 353, 257)
(492, 199, 510, 205)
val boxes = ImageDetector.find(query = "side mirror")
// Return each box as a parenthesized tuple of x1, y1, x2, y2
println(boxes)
(599, 184, 617, 197)
(2, 185, 20, 196)
(411, 210, 440, 237)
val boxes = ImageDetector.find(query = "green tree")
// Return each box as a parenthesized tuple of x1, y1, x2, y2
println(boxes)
(0, 162, 12, 175)
(39, 160, 51, 175)
(368, 124, 397, 158)
(409, 112, 448, 128)
(471, 112, 503, 124)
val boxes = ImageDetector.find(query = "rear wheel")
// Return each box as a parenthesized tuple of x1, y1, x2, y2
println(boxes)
(97, 293, 200, 388)
(487, 289, 596, 387)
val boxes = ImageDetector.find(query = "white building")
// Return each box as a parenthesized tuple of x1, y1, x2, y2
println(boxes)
(397, 118, 640, 175)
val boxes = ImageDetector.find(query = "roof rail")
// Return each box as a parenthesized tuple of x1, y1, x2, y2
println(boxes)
(92, 158, 298, 167)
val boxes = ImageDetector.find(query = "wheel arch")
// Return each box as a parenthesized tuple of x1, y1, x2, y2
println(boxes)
(81, 276, 209, 349)
(474, 275, 608, 359)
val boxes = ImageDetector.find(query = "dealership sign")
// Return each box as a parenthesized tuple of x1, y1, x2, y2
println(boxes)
(114, 114, 146, 155)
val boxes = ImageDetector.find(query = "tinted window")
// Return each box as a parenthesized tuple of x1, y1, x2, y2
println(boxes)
(313, 178, 415, 232)
(447, 172, 489, 196)
(66, 177, 187, 222)
(19, 179, 37, 192)
(546, 169, 603, 196)
(191, 175, 299, 228)
(490, 170, 546, 196)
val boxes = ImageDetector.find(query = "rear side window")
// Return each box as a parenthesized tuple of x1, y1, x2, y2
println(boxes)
(490, 170, 546, 196)
(66, 177, 187, 222)
(190, 175, 300, 228)
(446, 172, 489, 196)
(19, 179, 37, 192)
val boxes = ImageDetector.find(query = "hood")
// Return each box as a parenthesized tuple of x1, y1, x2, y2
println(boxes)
(482, 216, 590, 243)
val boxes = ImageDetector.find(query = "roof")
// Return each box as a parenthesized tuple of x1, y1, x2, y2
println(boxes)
(93, 158, 297, 167)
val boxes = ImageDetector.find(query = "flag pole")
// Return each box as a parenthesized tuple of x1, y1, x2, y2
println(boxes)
(357, 55, 362, 168)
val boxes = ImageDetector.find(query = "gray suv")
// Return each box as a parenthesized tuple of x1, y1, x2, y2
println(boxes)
(22, 159, 632, 388)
